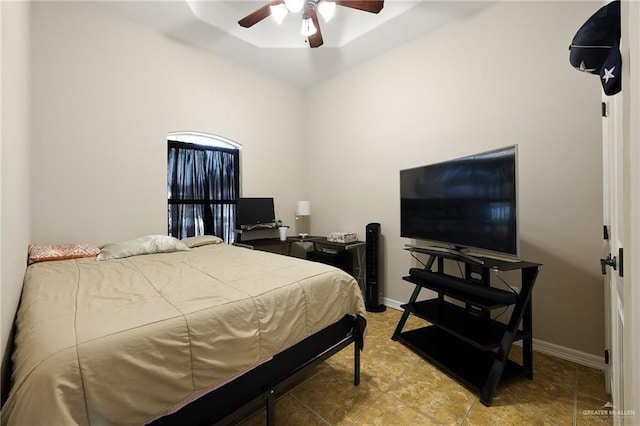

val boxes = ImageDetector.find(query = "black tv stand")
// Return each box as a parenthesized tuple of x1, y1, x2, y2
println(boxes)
(392, 248, 540, 406)
(404, 244, 484, 265)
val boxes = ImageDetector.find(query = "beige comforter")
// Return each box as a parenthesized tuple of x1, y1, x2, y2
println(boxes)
(1, 243, 366, 425)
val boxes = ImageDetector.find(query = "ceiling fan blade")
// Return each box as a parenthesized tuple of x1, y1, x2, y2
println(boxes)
(308, 8, 324, 48)
(238, 1, 283, 28)
(335, 0, 384, 14)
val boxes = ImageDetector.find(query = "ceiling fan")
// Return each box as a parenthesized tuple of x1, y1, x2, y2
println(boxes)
(238, 0, 385, 48)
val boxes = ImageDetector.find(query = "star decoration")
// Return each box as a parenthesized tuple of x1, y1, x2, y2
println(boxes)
(602, 66, 616, 83)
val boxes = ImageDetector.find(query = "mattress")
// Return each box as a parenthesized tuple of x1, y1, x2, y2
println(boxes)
(1, 243, 366, 425)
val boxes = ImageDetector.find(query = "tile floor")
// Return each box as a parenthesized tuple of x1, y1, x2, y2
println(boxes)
(238, 308, 612, 425)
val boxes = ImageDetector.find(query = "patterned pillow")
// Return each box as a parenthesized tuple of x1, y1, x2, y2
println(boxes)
(28, 244, 100, 264)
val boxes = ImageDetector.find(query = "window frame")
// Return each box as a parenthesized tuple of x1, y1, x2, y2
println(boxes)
(167, 137, 240, 242)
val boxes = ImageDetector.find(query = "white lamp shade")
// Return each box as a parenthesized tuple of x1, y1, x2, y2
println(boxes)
(296, 201, 311, 216)
(269, 3, 288, 24)
(300, 17, 317, 37)
(284, 0, 304, 13)
(317, 0, 336, 22)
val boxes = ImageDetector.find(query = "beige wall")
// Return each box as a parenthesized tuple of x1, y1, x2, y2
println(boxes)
(306, 2, 605, 356)
(1, 0, 31, 386)
(30, 1, 307, 246)
(1, 0, 607, 373)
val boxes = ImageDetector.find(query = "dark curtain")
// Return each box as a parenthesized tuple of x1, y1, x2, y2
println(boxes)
(168, 141, 239, 243)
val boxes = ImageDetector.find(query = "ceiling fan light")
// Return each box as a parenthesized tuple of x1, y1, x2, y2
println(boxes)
(284, 0, 304, 13)
(300, 17, 317, 37)
(269, 3, 288, 24)
(317, 0, 336, 22)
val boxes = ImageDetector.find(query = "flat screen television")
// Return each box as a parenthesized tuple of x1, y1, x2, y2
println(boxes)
(237, 197, 276, 230)
(400, 145, 518, 257)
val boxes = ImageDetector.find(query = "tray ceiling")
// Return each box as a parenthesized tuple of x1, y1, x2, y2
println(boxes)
(101, 1, 491, 87)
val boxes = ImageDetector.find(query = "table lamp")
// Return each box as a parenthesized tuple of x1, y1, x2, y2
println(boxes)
(295, 201, 311, 237)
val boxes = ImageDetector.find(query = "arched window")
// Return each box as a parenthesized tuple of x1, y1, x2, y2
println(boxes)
(167, 132, 241, 243)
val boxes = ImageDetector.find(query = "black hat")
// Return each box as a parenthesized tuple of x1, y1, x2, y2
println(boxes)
(600, 40, 622, 96)
(569, 0, 621, 95)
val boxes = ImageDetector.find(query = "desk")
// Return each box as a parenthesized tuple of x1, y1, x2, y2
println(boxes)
(233, 236, 322, 256)
(234, 236, 365, 290)
(309, 238, 366, 291)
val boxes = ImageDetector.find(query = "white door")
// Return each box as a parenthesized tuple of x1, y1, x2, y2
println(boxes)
(621, 1, 640, 416)
(602, 2, 640, 421)
(602, 92, 624, 416)
(620, 0, 640, 417)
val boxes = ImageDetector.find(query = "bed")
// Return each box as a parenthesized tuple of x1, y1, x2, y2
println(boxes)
(1, 237, 366, 425)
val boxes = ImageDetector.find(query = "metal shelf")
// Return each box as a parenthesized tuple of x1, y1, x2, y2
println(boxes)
(392, 250, 540, 406)
(402, 299, 529, 351)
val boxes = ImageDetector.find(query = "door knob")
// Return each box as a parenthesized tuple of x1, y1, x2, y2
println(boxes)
(600, 254, 617, 275)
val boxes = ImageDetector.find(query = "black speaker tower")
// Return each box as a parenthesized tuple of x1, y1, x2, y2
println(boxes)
(365, 223, 386, 312)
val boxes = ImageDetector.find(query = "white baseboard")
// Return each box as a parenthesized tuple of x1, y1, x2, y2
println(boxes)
(383, 298, 404, 311)
(382, 297, 606, 371)
(525, 338, 606, 371)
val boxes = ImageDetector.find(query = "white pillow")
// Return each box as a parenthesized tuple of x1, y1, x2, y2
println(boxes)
(97, 235, 190, 261)
(181, 235, 223, 248)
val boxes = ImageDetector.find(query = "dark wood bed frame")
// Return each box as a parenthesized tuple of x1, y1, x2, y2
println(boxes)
(150, 314, 366, 426)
